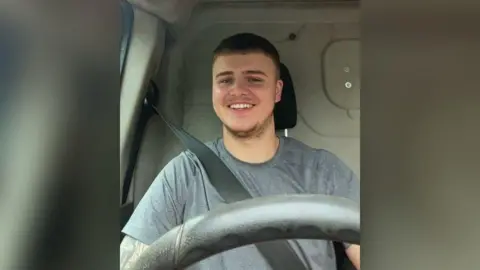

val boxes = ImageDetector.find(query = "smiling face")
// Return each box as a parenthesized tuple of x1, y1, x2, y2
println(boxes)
(212, 52, 283, 138)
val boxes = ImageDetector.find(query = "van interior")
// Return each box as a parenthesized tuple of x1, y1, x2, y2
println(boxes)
(120, 0, 360, 269)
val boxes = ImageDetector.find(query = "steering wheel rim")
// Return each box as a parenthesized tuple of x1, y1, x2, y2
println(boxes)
(129, 194, 360, 270)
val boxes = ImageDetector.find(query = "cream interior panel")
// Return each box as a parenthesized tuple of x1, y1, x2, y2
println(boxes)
(179, 4, 360, 176)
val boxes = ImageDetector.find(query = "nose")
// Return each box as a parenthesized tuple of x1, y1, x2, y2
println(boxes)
(229, 79, 250, 96)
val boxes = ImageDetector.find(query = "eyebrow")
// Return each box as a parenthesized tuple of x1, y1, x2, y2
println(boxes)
(215, 71, 233, 78)
(244, 70, 268, 77)
(215, 70, 268, 78)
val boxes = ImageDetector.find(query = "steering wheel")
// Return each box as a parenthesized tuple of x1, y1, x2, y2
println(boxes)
(129, 194, 360, 270)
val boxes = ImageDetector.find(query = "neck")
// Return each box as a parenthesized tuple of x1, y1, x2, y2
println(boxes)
(222, 124, 279, 164)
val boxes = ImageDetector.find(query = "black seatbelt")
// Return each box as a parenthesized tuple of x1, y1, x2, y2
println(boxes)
(148, 82, 308, 270)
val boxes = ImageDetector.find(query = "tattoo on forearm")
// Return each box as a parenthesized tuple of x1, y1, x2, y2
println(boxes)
(120, 236, 149, 270)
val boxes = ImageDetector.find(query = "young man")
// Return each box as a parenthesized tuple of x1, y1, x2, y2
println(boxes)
(120, 33, 360, 270)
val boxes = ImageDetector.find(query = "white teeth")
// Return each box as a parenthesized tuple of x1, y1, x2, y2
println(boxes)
(229, 104, 253, 109)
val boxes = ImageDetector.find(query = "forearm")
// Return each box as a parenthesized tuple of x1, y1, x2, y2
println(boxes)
(120, 236, 150, 270)
(345, 244, 360, 270)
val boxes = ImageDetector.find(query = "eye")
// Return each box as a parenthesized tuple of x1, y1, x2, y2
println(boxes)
(247, 77, 264, 83)
(218, 78, 233, 85)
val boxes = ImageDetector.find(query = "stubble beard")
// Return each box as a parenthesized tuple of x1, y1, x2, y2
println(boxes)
(224, 113, 274, 139)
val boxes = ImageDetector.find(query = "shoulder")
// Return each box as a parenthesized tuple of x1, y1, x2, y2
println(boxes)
(158, 137, 222, 176)
(204, 137, 224, 155)
(280, 137, 318, 164)
(281, 137, 342, 168)
(282, 136, 316, 153)
(314, 148, 351, 173)
(161, 151, 197, 173)
(153, 150, 205, 191)
(282, 137, 353, 173)
(281, 137, 358, 197)
(307, 148, 359, 203)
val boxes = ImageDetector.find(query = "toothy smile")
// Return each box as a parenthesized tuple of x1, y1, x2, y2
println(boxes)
(229, 103, 254, 109)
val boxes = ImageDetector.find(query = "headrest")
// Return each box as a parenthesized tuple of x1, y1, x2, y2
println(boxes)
(274, 63, 297, 130)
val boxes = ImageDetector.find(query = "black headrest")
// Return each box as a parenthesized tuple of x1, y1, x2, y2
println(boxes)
(274, 63, 297, 130)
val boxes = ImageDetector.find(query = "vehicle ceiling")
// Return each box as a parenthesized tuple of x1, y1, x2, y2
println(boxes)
(128, 0, 358, 25)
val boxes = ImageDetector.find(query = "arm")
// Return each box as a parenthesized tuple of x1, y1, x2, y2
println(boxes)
(120, 236, 150, 270)
(316, 150, 360, 269)
(346, 244, 360, 269)
(120, 153, 191, 268)
(332, 157, 360, 269)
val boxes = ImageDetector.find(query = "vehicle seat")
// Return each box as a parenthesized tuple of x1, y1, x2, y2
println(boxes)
(274, 62, 298, 133)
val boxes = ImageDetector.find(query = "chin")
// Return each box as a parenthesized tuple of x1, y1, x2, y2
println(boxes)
(224, 124, 258, 137)
(227, 125, 256, 133)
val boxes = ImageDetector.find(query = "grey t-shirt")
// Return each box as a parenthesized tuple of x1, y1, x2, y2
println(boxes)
(122, 136, 360, 270)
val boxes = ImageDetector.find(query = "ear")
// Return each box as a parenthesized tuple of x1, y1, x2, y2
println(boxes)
(275, 80, 283, 103)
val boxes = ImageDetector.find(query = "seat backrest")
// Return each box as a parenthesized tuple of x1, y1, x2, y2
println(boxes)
(274, 63, 297, 130)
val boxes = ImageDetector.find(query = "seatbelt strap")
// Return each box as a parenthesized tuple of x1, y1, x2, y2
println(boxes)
(148, 85, 308, 270)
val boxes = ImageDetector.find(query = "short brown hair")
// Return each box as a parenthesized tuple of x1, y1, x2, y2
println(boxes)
(213, 33, 281, 78)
